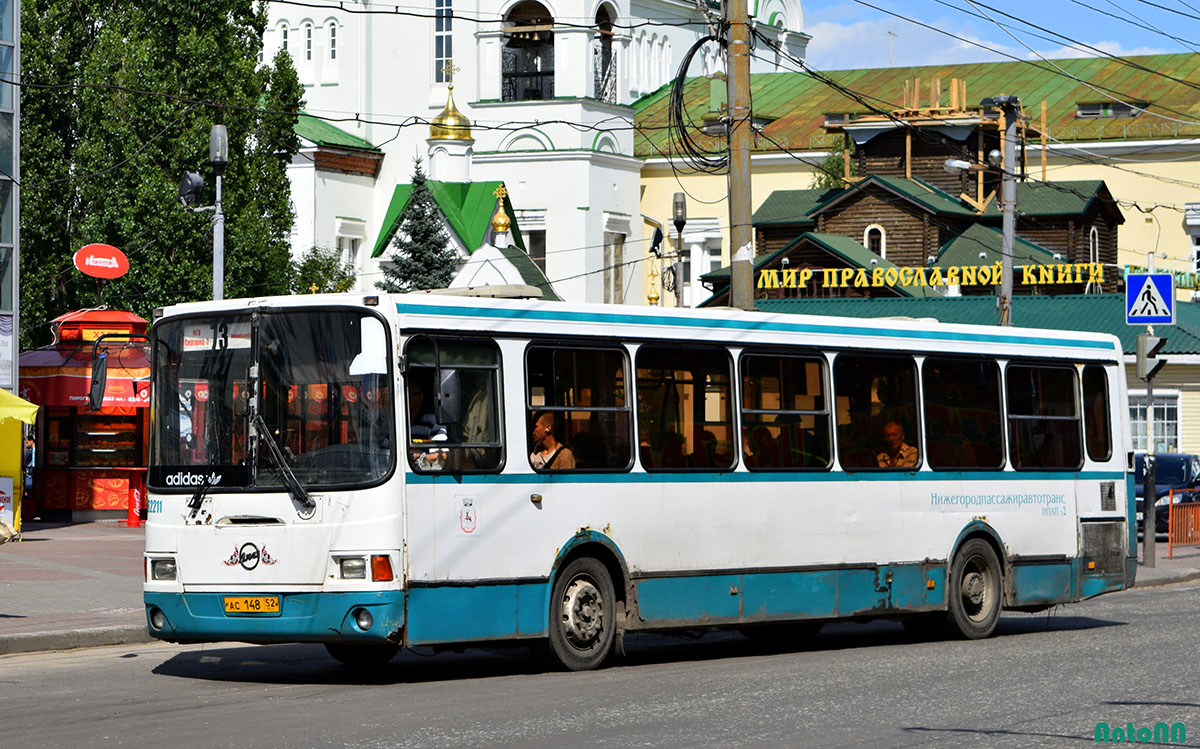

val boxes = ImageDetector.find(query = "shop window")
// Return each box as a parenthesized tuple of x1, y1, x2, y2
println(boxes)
(1130, 392, 1179, 453)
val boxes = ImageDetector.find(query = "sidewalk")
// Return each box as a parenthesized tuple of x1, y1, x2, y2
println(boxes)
(1, 522, 1200, 657)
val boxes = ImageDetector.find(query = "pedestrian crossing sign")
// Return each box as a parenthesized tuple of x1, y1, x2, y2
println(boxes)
(1126, 272, 1175, 325)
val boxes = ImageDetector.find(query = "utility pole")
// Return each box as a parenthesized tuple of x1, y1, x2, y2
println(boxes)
(726, 0, 755, 311)
(210, 125, 228, 301)
(988, 96, 1020, 326)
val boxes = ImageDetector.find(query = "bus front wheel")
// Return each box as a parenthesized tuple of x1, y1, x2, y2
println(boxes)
(946, 538, 1002, 639)
(547, 557, 616, 671)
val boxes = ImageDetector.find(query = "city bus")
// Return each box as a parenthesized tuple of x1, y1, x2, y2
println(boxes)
(143, 292, 1135, 669)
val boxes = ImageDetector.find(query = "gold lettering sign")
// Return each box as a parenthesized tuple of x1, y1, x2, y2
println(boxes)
(758, 263, 1105, 290)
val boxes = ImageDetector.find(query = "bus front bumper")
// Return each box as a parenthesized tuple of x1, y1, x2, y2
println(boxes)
(144, 591, 405, 645)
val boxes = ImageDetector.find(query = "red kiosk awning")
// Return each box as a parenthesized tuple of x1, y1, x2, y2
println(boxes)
(18, 309, 150, 410)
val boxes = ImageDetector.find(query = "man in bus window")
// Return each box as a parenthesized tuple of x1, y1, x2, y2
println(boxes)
(531, 411, 575, 470)
(877, 420, 917, 468)
(408, 380, 448, 470)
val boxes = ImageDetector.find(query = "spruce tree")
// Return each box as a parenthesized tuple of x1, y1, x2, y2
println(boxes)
(376, 161, 459, 293)
(20, 0, 302, 348)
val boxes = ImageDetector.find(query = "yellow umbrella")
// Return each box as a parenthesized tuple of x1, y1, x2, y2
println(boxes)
(0, 387, 38, 425)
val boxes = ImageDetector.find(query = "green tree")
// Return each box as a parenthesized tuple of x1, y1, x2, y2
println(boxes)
(19, 0, 302, 348)
(290, 246, 356, 294)
(376, 161, 459, 293)
(814, 141, 855, 191)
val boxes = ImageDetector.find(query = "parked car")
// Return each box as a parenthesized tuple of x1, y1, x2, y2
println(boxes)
(1135, 452, 1200, 534)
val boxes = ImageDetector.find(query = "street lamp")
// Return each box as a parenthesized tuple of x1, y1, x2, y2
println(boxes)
(178, 124, 229, 301)
(943, 95, 1021, 326)
(673, 192, 686, 309)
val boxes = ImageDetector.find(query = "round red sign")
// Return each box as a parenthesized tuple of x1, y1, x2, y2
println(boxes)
(74, 243, 130, 279)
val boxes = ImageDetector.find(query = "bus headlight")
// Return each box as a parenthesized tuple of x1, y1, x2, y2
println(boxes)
(151, 558, 177, 581)
(339, 557, 367, 579)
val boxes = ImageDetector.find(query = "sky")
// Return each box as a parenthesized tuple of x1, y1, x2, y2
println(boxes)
(799, 0, 1190, 71)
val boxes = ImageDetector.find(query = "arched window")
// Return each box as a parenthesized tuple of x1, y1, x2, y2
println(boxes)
(593, 4, 617, 103)
(280, 24, 290, 54)
(328, 21, 338, 61)
(303, 22, 313, 61)
(1088, 225, 1099, 264)
(864, 225, 887, 258)
(502, 1, 554, 101)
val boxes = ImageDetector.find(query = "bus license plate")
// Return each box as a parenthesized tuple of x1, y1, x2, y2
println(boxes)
(224, 596, 280, 614)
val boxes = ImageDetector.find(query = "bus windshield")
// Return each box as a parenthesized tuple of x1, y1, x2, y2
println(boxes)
(150, 309, 394, 490)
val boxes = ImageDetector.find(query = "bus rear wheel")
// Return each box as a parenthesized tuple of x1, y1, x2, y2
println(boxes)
(946, 538, 1002, 639)
(547, 557, 616, 671)
(324, 641, 400, 667)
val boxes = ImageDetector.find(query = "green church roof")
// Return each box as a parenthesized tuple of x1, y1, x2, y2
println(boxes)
(372, 180, 524, 258)
(295, 114, 380, 152)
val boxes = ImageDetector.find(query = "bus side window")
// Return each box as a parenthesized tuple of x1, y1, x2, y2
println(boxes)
(740, 353, 831, 470)
(922, 357, 1004, 470)
(1006, 364, 1082, 470)
(525, 345, 632, 471)
(1082, 365, 1112, 462)
(405, 337, 503, 473)
(833, 354, 920, 471)
(635, 346, 735, 471)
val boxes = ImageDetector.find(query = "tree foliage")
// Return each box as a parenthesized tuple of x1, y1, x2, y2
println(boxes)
(814, 140, 856, 191)
(290, 245, 356, 294)
(376, 161, 459, 293)
(20, 0, 302, 348)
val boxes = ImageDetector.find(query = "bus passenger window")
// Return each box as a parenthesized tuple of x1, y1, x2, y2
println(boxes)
(922, 358, 1004, 470)
(1006, 365, 1082, 470)
(833, 354, 920, 471)
(405, 337, 503, 472)
(1082, 365, 1112, 462)
(526, 346, 632, 471)
(741, 354, 831, 470)
(636, 346, 735, 471)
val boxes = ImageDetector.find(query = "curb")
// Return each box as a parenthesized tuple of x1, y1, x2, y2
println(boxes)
(1132, 570, 1200, 589)
(0, 625, 153, 656)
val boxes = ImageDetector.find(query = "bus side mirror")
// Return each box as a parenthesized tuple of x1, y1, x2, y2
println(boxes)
(436, 369, 462, 425)
(89, 352, 109, 411)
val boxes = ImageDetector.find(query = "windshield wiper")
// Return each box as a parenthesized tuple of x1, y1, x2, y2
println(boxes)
(187, 473, 214, 518)
(252, 414, 315, 509)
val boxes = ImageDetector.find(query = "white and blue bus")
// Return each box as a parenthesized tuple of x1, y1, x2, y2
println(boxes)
(144, 293, 1135, 669)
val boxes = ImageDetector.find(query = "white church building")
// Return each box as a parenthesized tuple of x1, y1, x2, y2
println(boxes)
(266, 0, 809, 303)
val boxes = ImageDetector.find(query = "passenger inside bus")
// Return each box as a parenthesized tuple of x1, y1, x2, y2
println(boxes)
(530, 411, 576, 470)
(877, 421, 918, 468)
(408, 379, 448, 470)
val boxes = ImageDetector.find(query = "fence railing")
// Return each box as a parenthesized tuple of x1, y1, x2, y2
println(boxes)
(1167, 488, 1200, 558)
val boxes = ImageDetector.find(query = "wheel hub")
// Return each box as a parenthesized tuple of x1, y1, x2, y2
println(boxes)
(561, 577, 604, 649)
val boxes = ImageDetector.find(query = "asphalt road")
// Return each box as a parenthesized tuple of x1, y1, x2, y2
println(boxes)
(4, 583, 1200, 748)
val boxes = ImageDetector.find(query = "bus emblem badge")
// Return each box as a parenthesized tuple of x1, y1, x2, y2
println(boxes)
(223, 542, 265, 570)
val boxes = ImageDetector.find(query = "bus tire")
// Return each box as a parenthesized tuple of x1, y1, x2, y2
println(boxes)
(547, 557, 616, 671)
(946, 538, 1002, 639)
(324, 641, 400, 667)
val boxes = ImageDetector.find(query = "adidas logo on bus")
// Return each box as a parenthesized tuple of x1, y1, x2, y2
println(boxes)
(164, 471, 222, 487)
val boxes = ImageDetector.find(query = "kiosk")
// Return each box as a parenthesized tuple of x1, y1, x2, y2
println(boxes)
(19, 309, 149, 522)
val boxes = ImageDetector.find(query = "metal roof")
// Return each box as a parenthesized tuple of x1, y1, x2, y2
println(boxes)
(295, 114, 380, 152)
(634, 54, 1200, 158)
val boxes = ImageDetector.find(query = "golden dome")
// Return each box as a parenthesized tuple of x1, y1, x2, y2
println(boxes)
(430, 85, 474, 142)
(492, 205, 512, 233)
